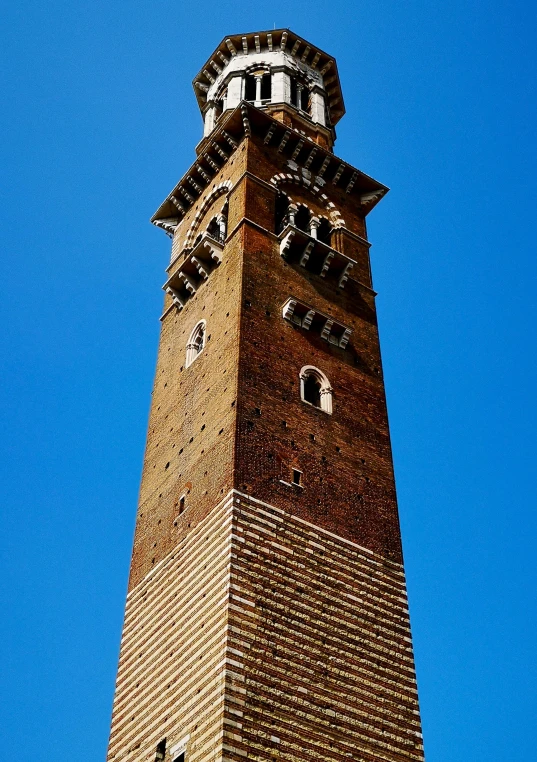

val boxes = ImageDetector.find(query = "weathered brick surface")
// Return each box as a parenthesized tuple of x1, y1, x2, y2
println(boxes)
(108, 496, 233, 762)
(108, 493, 424, 762)
(108, 99, 423, 761)
(225, 494, 424, 762)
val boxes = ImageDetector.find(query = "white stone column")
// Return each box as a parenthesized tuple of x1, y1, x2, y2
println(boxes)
(309, 216, 320, 239)
(287, 203, 298, 226)
(271, 68, 291, 104)
(217, 213, 227, 242)
(254, 73, 263, 106)
(296, 82, 303, 110)
(310, 86, 326, 126)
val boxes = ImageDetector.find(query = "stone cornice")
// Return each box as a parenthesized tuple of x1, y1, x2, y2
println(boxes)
(192, 29, 345, 125)
(151, 103, 388, 234)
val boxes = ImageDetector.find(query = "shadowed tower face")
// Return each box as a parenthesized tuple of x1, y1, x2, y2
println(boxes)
(107, 29, 425, 762)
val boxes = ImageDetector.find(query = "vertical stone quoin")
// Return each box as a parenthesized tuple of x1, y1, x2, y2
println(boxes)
(107, 29, 425, 762)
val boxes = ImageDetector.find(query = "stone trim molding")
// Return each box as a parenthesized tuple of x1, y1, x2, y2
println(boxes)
(163, 233, 223, 315)
(299, 364, 333, 414)
(270, 171, 346, 228)
(183, 180, 232, 249)
(185, 320, 206, 368)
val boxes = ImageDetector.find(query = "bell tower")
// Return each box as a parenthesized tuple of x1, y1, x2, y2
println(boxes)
(107, 29, 425, 762)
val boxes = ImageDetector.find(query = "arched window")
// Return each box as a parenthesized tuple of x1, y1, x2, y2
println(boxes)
(304, 375, 321, 406)
(186, 321, 206, 368)
(206, 216, 221, 242)
(291, 78, 310, 113)
(245, 71, 271, 104)
(260, 73, 271, 101)
(300, 366, 333, 414)
(295, 205, 311, 233)
(317, 217, 332, 245)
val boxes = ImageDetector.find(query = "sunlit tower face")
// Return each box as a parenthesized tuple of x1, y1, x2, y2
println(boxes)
(107, 29, 425, 762)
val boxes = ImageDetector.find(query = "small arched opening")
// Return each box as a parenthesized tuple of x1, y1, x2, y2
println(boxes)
(300, 366, 333, 414)
(186, 321, 206, 368)
(291, 78, 310, 113)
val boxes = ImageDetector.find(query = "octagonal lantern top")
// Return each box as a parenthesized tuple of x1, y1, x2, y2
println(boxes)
(192, 29, 345, 136)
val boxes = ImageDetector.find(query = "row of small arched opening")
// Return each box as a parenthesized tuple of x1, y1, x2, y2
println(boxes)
(217, 70, 313, 115)
(189, 195, 332, 251)
(275, 193, 333, 244)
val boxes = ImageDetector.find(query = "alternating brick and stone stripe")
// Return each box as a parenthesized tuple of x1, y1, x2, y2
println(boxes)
(107, 28, 425, 762)
(108, 492, 423, 762)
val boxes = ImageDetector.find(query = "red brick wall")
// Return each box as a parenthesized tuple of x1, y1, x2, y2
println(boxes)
(109, 126, 422, 762)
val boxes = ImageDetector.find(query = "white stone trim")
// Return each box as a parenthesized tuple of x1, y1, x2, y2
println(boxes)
(185, 320, 206, 368)
(269, 171, 345, 227)
(170, 734, 190, 760)
(299, 365, 333, 414)
(183, 181, 232, 250)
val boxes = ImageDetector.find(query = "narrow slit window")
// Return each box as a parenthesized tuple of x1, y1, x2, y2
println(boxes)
(303, 375, 321, 407)
(292, 469, 302, 486)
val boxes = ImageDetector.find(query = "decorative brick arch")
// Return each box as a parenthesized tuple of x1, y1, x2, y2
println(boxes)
(270, 172, 346, 228)
(184, 181, 232, 249)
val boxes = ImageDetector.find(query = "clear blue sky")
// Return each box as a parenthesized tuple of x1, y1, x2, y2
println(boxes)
(1, 1, 536, 760)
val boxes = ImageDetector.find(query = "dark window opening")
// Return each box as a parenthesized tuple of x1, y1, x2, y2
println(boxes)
(261, 73, 271, 101)
(291, 79, 310, 112)
(292, 469, 302, 486)
(304, 375, 322, 407)
(244, 74, 256, 102)
(155, 740, 166, 761)
(317, 217, 332, 245)
(295, 205, 311, 233)
(245, 72, 271, 102)
(179, 496, 185, 514)
(206, 217, 220, 241)
(173, 754, 185, 762)
(192, 325, 204, 354)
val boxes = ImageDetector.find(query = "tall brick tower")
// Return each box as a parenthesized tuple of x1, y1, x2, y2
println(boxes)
(107, 29, 425, 762)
